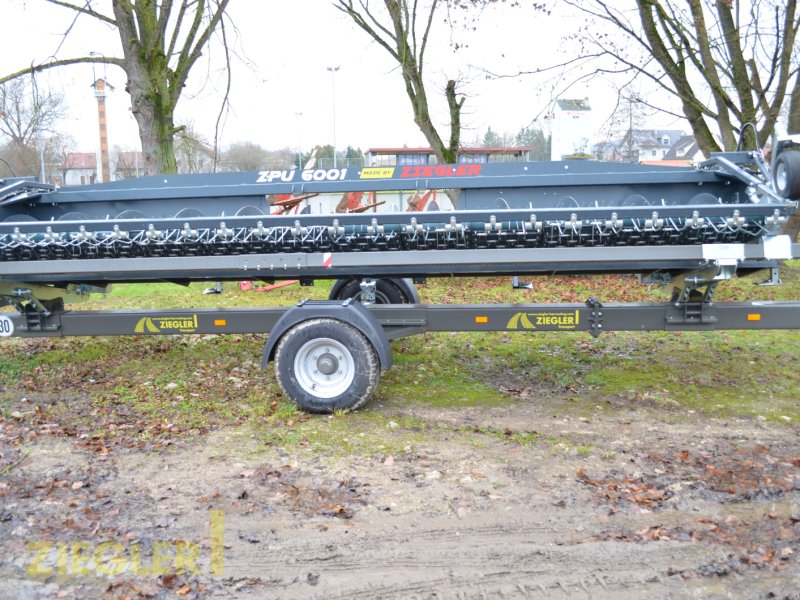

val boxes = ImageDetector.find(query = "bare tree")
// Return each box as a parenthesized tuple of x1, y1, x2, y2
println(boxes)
(175, 125, 215, 173)
(264, 148, 298, 170)
(0, 78, 66, 178)
(528, 1, 800, 154)
(0, 78, 64, 147)
(0, 0, 231, 175)
(0, 142, 40, 178)
(221, 141, 270, 172)
(334, 0, 465, 164)
(48, 133, 77, 184)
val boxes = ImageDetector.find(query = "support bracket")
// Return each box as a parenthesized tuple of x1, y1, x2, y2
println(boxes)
(585, 297, 604, 338)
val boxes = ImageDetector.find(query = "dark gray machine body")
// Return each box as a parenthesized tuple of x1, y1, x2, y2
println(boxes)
(0, 153, 796, 286)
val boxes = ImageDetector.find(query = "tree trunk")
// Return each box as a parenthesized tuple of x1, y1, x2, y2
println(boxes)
(126, 64, 178, 174)
(636, 1, 722, 156)
(789, 73, 800, 134)
(114, 5, 178, 175)
(336, 0, 462, 167)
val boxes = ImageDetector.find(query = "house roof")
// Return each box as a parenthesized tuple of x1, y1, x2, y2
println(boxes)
(555, 99, 591, 111)
(623, 129, 685, 149)
(663, 135, 700, 160)
(65, 152, 97, 170)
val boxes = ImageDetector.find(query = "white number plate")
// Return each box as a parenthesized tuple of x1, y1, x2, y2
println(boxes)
(0, 315, 14, 337)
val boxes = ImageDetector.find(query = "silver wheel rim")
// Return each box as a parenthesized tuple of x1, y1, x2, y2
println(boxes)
(294, 337, 355, 398)
(776, 162, 787, 192)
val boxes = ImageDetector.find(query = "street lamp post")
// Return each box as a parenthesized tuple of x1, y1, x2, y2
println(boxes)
(295, 112, 303, 169)
(327, 66, 340, 168)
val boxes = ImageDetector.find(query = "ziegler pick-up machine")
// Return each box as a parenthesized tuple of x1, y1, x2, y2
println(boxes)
(2, 133, 800, 412)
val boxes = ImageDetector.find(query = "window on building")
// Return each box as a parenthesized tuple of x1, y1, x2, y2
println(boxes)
(652, 150, 657, 157)
(398, 153, 428, 166)
(370, 155, 397, 167)
(662, 136, 670, 146)
(459, 154, 488, 163)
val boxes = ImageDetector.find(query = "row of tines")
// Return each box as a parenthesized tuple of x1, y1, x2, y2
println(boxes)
(0, 211, 783, 258)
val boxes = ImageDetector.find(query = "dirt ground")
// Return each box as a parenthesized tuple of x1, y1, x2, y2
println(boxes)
(1, 386, 800, 600)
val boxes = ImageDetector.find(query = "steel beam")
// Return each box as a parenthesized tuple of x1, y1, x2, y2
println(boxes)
(5, 300, 800, 339)
(0, 240, 792, 284)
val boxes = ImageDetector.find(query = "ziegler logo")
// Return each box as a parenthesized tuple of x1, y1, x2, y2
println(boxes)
(506, 310, 580, 330)
(135, 315, 199, 334)
(399, 164, 482, 178)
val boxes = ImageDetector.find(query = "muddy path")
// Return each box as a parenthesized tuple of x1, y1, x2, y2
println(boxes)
(2, 390, 800, 600)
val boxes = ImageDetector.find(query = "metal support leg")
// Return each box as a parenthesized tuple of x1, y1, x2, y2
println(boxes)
(512, 275, 533, 290)
(757, 266, 782, 286)
(203, 281, 224, 295)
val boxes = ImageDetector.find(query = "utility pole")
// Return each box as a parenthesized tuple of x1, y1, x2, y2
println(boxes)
(327, 66, 340, 168)
(295, 112, 303, 169)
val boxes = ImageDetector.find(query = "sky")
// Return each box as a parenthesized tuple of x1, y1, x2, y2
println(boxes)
(0, 0, 688, 156)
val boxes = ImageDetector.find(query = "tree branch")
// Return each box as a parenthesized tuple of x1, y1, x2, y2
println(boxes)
(167, 0, 190, 59)
(44, 0, 116, 25)
(174, 0, 230, 95)
(0, 57, 124, 86)
(419, 0, 437, 71)
(333, 1, 401, 62)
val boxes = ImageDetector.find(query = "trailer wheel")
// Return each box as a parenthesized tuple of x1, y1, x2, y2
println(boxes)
(274, 318, 380, 413)
(329, 277, 417, 304)
(774, 150, 800, 199)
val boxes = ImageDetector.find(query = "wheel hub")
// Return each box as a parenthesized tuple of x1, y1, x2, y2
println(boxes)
(294, 337, 355, 399)
(316, 352, 339, 375)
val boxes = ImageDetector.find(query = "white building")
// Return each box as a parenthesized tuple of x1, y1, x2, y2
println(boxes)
(550, 99, 593, 161)
(64, 153, 97, 186)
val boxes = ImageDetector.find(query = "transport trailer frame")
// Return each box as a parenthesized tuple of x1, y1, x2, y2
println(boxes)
(3, 269, 800, 412)
(5, 298, 800, 340)
(1, 237, 798, 413)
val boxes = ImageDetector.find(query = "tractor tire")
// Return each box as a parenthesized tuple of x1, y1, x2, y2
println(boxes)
(329, 277, 417, 304)
(774, 150, 800, 200)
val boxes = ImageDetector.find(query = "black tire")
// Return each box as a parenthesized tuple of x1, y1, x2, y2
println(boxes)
(774, 150, 800, 199)
(329, 277, 417, 304)
(274, 318, 380, 413)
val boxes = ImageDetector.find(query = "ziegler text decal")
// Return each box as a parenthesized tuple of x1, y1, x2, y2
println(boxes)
(134, 315, 199, 334)
(399, 164, 482, 178)
(506, 310, 580, 331)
